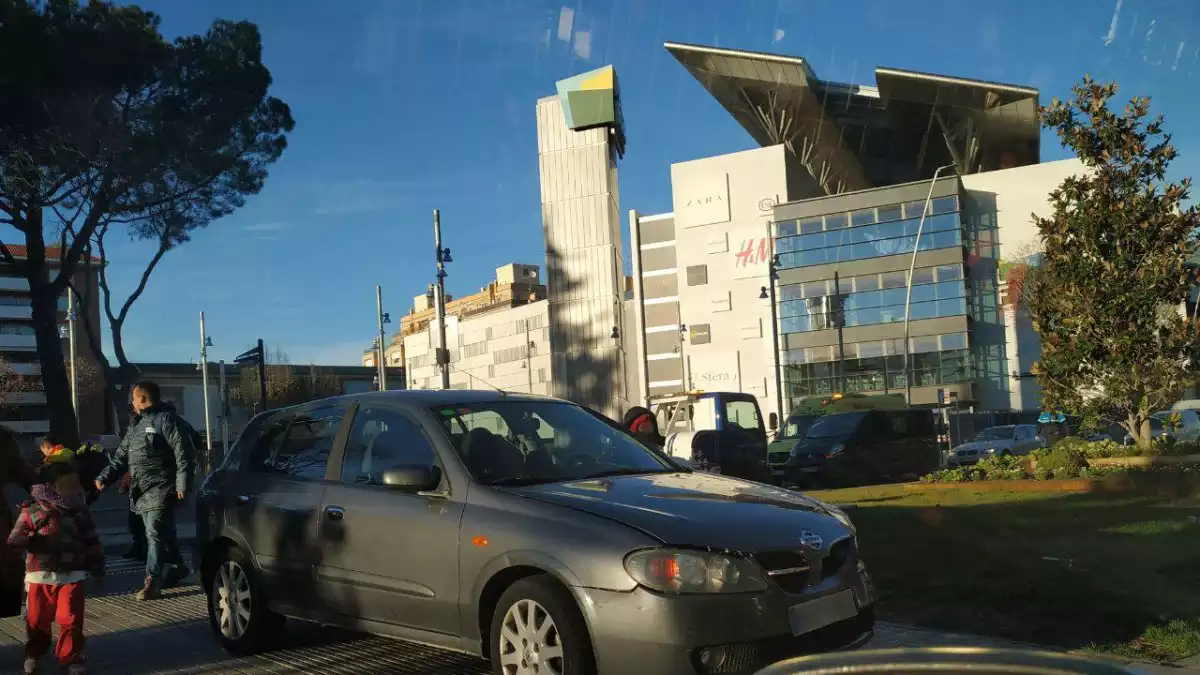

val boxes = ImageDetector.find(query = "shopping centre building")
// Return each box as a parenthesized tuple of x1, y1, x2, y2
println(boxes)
(628, 42, 1084, 422)
(390, 41, 1084, 422)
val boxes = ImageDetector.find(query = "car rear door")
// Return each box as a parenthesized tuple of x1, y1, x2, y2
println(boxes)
(316, 401, 466, 636)
(1013, 425, 1038, 454)
(220, 401, 350, 613)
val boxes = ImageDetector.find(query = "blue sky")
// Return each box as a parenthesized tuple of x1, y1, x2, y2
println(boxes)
(95, 0, 1200, 366)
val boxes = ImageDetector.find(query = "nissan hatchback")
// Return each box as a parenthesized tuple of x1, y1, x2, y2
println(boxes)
(195, 390, 874, 675)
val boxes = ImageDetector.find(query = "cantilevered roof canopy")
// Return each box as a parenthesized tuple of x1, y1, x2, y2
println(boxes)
(665, 41, 1042, 194)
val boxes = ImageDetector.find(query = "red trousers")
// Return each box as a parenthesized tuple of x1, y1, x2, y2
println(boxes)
(25, 581, 86, 666)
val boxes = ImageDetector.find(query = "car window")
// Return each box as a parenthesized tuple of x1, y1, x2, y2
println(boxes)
(432, 400, 673, 485)
(267, 404, 347, 480)
(457, 409, 510, 436)
(341, 406, 438, 486)
(246, 417, 290, 473)
(724, 399, 761, 432)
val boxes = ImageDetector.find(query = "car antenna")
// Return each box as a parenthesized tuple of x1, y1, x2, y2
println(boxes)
(447, 363, 508, 396)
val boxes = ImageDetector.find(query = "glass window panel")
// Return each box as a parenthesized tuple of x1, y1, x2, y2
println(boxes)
(903, 201, 928, 219)
(931, 195, 958, 214)
(936, 264, 963, 282)
(854, 274, 879, 293)
(910, 284, 937, 304)
(911, 301, 936, 320)
(857, 341, 884, 359)
(912, 336, 939, 354)
(937, 297, 967, 316)
(798, 218, 823, 234)
(911, 267, 935, 285)
(853, 306, 883, 326)
(881, 271, 907, 289)
(824, 213, 848, 229)
(784, 349, 807, 365)
(781, 316, 811, 334)
(776, 220, 798, 237)
(807, 345, 835, 362)
(941, 333, 968, 351)
(877, 204, 902, 223)
(879, 287, 906, 306)
(779, 283, 802, 301)
(775, 237, 794, 254)
(801, 280, 830, 298)
(851, 208, 876, 226)
(798, 231, 826, 250)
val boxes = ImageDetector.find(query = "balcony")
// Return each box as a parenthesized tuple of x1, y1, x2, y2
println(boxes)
(3, 420, 49, 434)
(0, 335, 37, 349)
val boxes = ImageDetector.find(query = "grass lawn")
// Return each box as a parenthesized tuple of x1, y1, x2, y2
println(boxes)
(807, 483, 1200, 662)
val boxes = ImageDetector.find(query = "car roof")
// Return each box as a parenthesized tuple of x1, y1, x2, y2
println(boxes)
(308, 388, 565, 408)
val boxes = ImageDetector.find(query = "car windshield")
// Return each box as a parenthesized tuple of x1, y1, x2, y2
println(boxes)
(777, 414, 820, 440)
(974, 426, 1017, 442)
(432, 400, 677, 486)
(804, 412, 867, 439)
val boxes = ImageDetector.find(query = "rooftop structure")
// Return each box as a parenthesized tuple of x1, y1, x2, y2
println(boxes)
(665, 41, 1041, 194)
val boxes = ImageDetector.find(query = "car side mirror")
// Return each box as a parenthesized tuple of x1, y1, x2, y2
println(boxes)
(769, 412, 779, 431)
(381, 465, 442, 492)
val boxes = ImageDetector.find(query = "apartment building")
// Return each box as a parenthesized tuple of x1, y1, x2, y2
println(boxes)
(0, 245, 104, 437)
(367, 264, 552, 394)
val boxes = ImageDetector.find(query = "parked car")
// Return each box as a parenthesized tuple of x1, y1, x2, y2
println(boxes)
(947, 425, 1043, 466)
(195, 390, 875, 675)
(782, 409, 940, 487)
(1121, 410, 1200, 445)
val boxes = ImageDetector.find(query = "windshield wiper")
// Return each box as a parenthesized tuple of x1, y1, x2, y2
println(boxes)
(577, 467, 676, 480)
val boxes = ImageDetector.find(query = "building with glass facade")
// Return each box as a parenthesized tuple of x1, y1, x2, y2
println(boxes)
(624, 41, 1088, 418)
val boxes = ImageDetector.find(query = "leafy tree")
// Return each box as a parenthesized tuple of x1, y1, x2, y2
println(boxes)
(0, 0, 294, 444)
(231, 347, 343, 412)
(1028, 76, 1200, 450)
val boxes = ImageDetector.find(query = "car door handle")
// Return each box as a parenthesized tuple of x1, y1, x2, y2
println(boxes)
(324, 506, 345, 522)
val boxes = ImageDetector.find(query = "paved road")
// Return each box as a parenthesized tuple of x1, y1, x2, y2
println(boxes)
(2, 566, 1194, 675)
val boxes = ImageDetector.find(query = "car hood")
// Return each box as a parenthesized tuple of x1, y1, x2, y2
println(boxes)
(502, 472, 852, 553)
(954, 439, 1014, 452)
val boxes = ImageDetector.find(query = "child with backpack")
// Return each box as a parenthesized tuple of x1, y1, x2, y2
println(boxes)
(8, 457, 105, 674)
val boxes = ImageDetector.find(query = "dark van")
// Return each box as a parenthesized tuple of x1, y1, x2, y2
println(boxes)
(782, 409, 940, 487)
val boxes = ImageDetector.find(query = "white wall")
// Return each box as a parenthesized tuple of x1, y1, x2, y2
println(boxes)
(962, 157, 1087, 410)
(667, 145, 801, 422)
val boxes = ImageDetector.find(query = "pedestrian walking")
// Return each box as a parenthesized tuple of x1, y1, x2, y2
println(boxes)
(0, 425, 38, 618)
(8, 457, 104, 675)
(94, 381, 195, 601)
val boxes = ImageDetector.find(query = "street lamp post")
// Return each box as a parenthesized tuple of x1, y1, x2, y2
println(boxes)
(199, 312, 214, 473)
(218, 359, 229, 459)
(903, 163, 958, 404)
(758, 219, 787, 420)
(66, 292, 77, 431)
(433, 209, 452, 390)
(375, 285, 391, 391)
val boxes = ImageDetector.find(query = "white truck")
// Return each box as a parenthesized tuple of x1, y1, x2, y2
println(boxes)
(649, 390, 775, 482)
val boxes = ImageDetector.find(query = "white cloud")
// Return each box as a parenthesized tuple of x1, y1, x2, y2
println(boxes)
(1103, 0, 1123, 46)
(773, 28, 785, 43)
(242, 222, 288, 233)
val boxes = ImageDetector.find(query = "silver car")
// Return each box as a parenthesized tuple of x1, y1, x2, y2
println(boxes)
(948, 425, 1043, 466)
(195, 390, 874, 675)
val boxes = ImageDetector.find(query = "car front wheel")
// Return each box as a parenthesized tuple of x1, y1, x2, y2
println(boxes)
(490, 576, 594, 675)
(207, 546, 283, 655)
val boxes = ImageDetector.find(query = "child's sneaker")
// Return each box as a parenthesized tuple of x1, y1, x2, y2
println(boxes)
(22, 656, 37, 674)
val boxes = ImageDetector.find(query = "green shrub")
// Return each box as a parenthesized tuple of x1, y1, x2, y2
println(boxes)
(977, 454, 1026, 481)
(1033, 443, 1087, 479)
(1152, 437, 1200, 457)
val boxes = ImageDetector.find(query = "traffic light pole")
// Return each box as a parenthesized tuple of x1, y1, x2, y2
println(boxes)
(257, 338, 268, 412)
(375, 285, 387, 391)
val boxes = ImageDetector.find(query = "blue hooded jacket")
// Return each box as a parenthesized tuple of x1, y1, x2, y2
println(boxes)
(96, 403, 196, 513)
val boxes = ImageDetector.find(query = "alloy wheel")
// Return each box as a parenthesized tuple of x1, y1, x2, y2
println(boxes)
(214, 560, 252, 639)
(498, 598, 565, 675)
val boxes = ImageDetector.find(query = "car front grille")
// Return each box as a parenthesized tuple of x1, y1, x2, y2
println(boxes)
(752, 550, 812, 594)
(821, 538, 854, 580)
(691, 606, 875, 674)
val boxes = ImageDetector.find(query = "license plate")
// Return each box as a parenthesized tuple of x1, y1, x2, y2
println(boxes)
(788, 590, 859, 636)
(800, 467, 820, 473)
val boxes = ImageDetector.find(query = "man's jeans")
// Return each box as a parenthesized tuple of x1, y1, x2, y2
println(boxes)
(141, 507, 180, 583)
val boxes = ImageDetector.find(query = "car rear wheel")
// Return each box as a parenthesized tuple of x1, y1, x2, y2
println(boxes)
(207, 546, 283, 655)
(490, 576, 594, 675)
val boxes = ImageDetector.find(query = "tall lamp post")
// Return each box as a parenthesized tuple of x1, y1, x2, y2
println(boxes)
(375, 285, 391, 390)
(433, 209, 452, 390)
(758, 225, 787, 422)
(66, 293, 77, 431)
(199, 313, 213, 466)
(903, 163, 958, 404)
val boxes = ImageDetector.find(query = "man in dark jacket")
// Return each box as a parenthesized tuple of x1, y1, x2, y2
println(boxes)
(623, 406, 666, 450)
(94, 381, 195, 601)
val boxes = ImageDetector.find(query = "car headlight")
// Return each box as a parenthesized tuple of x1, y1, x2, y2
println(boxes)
(624, 548, 768, 594)
(985, 447, 997, 454)
(825, 505, 854, 529)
